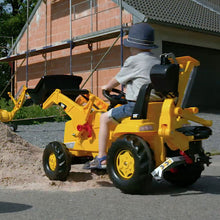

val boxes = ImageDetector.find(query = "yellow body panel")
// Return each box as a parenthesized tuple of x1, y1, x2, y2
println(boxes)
(43, 90, 112, 157)
(64, 111, 108, 157)
(175, 57, 200, 108)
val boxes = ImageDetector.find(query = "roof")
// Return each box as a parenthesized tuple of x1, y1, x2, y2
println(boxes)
(114, 0, 220, 35)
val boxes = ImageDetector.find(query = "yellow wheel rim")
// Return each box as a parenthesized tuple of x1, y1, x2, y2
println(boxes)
(116, 150, 135, 179)
(49, 153, 57, 171)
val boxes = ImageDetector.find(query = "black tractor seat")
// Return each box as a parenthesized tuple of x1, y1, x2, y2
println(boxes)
(27, 75, 88, 105)
(131, 57, 179, 120)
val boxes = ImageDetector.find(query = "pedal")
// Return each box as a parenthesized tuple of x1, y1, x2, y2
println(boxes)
(151, 156, 185, 181)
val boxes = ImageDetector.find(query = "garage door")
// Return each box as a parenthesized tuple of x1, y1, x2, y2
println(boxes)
(162, 41, 220, 112)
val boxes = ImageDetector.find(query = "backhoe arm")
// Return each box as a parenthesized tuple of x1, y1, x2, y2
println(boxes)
(0, 86, 27, 122)
(42, 89, 97, 124)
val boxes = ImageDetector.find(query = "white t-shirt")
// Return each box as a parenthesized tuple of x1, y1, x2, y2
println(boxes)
(115, 52, 161, 101)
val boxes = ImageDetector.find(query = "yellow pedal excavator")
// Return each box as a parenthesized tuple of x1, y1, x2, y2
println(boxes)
(28, 53, 212, 194)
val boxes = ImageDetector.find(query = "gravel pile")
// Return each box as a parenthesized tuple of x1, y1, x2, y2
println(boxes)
(0, 122, 43, 188)
(0, 122, 110, 191)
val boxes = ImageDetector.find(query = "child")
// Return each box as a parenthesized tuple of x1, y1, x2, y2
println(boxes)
(84, 22, 162, 169)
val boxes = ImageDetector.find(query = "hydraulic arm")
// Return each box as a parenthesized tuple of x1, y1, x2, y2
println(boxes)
(0, 86, 27, 122)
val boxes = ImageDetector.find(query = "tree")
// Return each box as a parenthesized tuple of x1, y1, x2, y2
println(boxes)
(0, 0, 37, 98)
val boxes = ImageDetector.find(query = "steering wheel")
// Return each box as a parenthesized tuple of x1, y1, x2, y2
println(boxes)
(103, 88, 127, 109)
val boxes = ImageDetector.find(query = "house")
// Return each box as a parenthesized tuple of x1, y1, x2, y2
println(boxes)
(1, 0, 220, 111)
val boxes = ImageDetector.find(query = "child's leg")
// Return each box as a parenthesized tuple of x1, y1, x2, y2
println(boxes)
(98, 102, 135, 161)
(98, 112, 117, 163)
(84, 103, 135, 169)
(83, 112, 116, 169)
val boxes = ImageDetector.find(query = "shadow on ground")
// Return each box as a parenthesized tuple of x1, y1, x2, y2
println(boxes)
(0, 201, 32, 213)
(137, 175, 220, 196)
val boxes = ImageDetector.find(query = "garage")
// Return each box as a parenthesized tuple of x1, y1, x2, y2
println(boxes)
(162, 41, 220, 112)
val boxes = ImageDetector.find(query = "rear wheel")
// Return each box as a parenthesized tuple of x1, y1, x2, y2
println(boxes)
(8, 123, 17, 132)
(43, 141, 72, 181)
(163, 162, 204, 187)
(107, 135, 154, 194)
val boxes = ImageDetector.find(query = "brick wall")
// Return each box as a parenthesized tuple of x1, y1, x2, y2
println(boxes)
(15, 0, 132, 98)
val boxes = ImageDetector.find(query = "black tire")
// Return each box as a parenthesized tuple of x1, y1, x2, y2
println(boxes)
(107, 135, 154, 194)
(43, 141, 72, 181)
(163, 162, 204, 187)
(9, 123, 17, 132)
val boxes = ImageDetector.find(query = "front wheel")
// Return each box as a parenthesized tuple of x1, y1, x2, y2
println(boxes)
(107, 135, 154, 194)
(43, 141, 72, 181)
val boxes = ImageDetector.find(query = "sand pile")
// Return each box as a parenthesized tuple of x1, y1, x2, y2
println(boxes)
(0, 122, 111, 191)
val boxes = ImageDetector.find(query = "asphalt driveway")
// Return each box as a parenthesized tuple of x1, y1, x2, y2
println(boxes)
(0, 155, 219, 220)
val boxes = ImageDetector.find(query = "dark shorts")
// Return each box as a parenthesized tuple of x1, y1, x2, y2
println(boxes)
(108, 101, 136, 123)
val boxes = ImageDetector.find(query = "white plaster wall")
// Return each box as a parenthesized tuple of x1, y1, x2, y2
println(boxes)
(152, 23, 220, 57)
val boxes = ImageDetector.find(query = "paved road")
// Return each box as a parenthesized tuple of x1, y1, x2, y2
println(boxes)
(0, 156, 219, 220)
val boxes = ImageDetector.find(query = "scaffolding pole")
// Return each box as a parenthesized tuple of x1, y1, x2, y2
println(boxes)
(90, 0, 94, 92)
(26, 0, 29, 87)
(120, 0, 123, 67)
(44, 0, 48, 76)
(70, 0, 73, 75)
(0, 58, 26, 98)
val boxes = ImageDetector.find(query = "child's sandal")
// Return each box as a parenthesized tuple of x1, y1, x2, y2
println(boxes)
(83, 156, 107, 170)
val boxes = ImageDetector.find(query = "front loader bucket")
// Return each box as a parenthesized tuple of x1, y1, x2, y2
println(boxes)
(27, 75, 84, 105)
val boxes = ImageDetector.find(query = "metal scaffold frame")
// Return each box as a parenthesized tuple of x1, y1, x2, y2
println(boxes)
(0, 0, 128, 97)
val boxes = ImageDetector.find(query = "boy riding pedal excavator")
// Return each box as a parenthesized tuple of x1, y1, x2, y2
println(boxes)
(27, 22, 212, 194)
(83, 22, 163, 170)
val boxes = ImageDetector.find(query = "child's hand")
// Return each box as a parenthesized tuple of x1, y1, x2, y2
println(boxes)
(101, 77, 119, 91)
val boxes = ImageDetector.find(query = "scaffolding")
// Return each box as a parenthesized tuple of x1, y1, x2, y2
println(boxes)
(0, 0, 130, 96)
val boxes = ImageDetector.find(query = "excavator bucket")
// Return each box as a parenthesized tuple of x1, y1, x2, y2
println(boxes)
(27, 75, 86, 105)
